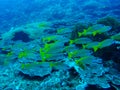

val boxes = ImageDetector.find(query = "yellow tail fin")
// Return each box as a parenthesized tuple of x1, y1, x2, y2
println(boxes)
(70, 40, 74, 44)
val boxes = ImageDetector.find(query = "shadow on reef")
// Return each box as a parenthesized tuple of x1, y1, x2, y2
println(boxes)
(94, 44, 120, 61)
(18, 71, 49, 81)
(93, 44, 120, 71)
(12, 31, 33, 42)
(86, 84, 116, 90)
(0, 48, 10, 54)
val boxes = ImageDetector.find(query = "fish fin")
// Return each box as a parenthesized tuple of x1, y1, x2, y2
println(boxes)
(70, 40, 74, 44)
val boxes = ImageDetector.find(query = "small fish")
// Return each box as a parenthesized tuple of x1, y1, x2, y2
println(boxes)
(78, 24, 112, 37)
(70, 37, 92, 44)
(75, 55, 96, 69)
(68, 49, 92, 59)
(57, 28, 72, 34)
(82, 42, 99, 49)
(111, 33, 120, 41)
(93, 39, 114, 52)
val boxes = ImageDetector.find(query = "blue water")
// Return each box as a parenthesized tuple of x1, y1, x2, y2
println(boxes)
(0, 0, 120, 32)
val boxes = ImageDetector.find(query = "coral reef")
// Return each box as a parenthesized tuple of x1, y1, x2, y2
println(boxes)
(0, 18, 120, 90)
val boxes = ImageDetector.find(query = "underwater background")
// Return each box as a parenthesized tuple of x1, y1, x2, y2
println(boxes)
(0, 0, 120, 90)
